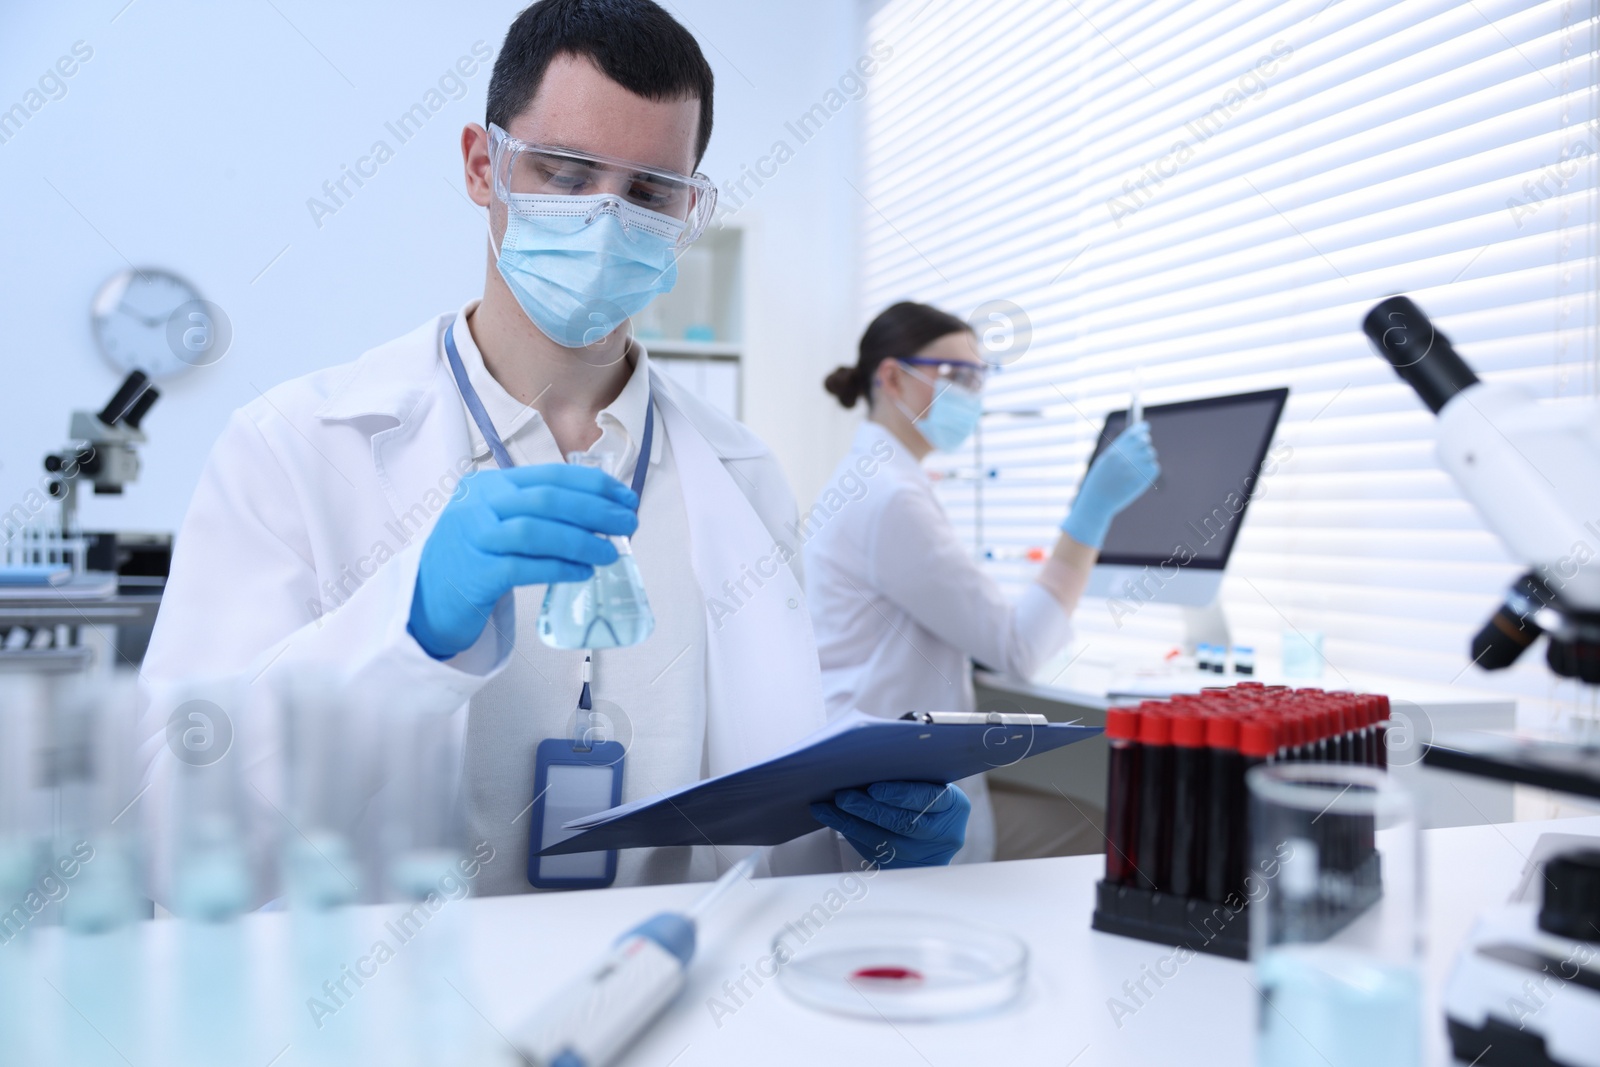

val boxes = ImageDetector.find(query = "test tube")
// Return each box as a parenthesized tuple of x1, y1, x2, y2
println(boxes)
(1234, 718, 1279, 900)
(46, 674, 150, 1065)
(1203, 715, 1244, 904)
(281, 675, 370, 911)
(1365, 696, 1383, 766)
(1103, 707, 1142, 887)
(1374, 695, 1391, 769)
(279, 673, 376, 1065)
(1134, 708, 1173, 893)
(0, 677, 43, 1063)
(380, 705, 480, 1065)
(47, 675, 148, 933)
(162, 678, 257, 1067)
(1167, 708, 1209, 898)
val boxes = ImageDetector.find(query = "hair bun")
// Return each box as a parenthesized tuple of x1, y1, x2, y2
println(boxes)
(824, 365, 864, 408)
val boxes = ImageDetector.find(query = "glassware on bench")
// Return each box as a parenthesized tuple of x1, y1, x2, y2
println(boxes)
(537, 451, 654, 650)
(1249, 763, 1421, 1067)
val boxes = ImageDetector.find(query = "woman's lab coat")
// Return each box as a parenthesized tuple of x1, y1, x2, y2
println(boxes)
(138, 312, 845, 901)
(803, 421, 1078, 863)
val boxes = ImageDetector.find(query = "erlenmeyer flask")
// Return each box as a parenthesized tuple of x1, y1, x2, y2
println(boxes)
(537, 451, 654, 649)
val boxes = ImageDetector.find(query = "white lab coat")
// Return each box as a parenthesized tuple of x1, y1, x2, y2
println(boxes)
(138, 312, 846, 904)
(803, 421, 1078, 863)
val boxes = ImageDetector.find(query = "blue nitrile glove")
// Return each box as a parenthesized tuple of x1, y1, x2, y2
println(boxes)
(1061, 420, 1160, 549)
(810, 781, 970, 868)
(407, 464, 639, 659)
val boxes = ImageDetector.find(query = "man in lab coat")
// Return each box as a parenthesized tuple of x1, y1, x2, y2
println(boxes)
(140, 0, 969, 897)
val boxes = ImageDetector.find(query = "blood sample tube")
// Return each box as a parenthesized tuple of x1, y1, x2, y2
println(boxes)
(1103, 707, 1143, 887)
(1368, 695, 1384, 766)
(1135, 709, 1173, 893)
(1314, 706, 1334, 762)
(1235, 718, 1279, 899)
(1356, 696, 1374, 765)
(1202, 715, 1241, 904)
(1375, 695, 1392, 769)
(1168, 708, 1208, 898)
(1289, 713, 1309, 762)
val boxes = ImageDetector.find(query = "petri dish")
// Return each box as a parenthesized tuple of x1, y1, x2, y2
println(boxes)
(773, 911, 1027, 1021)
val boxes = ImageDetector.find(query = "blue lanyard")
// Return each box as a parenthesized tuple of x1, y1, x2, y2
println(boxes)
(443, 315, 653, 499)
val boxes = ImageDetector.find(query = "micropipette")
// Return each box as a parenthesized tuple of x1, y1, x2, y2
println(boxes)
(511, 852, 760, 1067)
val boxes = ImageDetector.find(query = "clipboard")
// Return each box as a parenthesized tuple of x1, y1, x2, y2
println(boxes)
(539, 710, 1102, 856)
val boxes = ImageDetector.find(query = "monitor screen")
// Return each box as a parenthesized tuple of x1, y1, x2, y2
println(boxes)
(1086, 387, 1288, 570)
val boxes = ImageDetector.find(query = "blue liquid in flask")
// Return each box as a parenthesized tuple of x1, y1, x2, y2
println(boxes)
(538, 452, 655, 650)
(1256, 946, 1420, 1067)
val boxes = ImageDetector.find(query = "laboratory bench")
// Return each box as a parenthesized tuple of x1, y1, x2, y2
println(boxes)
(463, 814, 1597, 1066)
(0, 572, 161, 673)
(20, 815, 1592, 1066)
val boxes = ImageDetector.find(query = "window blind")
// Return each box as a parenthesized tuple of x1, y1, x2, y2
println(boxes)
(858, 0, 1600, 727)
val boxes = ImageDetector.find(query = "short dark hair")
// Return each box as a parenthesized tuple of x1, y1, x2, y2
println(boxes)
(825, 302, 973, 409)
(487, 0, 715, 165)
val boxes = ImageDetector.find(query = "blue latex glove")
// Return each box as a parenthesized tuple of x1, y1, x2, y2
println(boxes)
(1061, 420, 1160, 549)
(408, 464, 639, 659)
(810, 781, 970, 868)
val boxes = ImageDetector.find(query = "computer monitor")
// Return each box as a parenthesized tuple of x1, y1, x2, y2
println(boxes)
(1083, 387, 1289, 607)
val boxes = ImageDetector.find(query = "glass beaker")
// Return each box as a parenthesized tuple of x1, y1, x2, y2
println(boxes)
(537, 451, 654, 650)
(1248, 762, 1421, 1067)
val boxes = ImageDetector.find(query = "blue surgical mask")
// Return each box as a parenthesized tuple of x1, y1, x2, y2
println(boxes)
(897, 364, 983, 452)
(495, 194, 684, 348)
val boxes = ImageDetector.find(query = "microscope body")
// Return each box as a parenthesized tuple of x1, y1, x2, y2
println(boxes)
(43, 371, 157, 537)
(1364, 297, 1600, 681)
(1435, 382, 1600, 612)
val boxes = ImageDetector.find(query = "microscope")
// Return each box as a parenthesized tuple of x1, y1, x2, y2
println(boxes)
(42, 370, 158, 539)
(1364, 296, 1600, 683)
(1364, 296, 1600, 1067)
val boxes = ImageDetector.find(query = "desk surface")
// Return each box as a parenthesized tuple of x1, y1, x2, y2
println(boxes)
(458, 814, 1600, 1067)
(21, 817, 1593, 1066)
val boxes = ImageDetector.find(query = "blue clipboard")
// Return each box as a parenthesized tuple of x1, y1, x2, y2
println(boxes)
(539, 711, 1102, 856)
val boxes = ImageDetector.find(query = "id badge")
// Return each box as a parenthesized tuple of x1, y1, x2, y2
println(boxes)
(528, 737, 624, 890)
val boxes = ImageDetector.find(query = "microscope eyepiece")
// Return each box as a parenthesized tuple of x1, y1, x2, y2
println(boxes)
(123, 386, 159, 430)
(1361, 296, 1480, 414)
(97, 370, 154, 427)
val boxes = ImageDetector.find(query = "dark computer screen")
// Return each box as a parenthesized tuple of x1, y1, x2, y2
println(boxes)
(1087, 387, 1288, 569)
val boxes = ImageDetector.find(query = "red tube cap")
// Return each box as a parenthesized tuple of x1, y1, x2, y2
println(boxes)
(1240, 719, 1278, 758)
(1105, 707, 1142, 740)
(1171, 710, 1207, 748)
(1139, 710, 1172, 745)
(1207, 716, 1241, 749)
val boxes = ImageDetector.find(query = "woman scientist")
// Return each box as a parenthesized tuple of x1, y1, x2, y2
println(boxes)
(804, 302, 1160, 862)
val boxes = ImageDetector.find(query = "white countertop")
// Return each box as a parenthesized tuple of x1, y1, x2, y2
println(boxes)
(20, 816, 1596, 1066)
(452, 815, 1599, 1066)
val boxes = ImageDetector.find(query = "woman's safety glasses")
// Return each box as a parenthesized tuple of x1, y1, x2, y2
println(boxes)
(899, 357, 989, 393)
(488, 123, 717, 248)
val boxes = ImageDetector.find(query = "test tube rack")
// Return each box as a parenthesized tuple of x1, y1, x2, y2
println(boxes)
(1090, 683, 1391, 960)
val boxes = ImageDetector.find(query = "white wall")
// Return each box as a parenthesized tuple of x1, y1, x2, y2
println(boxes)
(0, 0, 863, 540)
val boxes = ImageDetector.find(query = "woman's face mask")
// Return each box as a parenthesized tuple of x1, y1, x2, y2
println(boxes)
(895, 361, 984, 452)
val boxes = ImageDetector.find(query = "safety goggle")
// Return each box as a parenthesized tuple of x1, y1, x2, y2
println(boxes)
(488, 123, 717, 247)
(899, 357, 988, 393)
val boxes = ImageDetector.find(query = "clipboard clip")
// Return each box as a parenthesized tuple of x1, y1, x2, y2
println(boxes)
(899, 710, 1049, 726)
